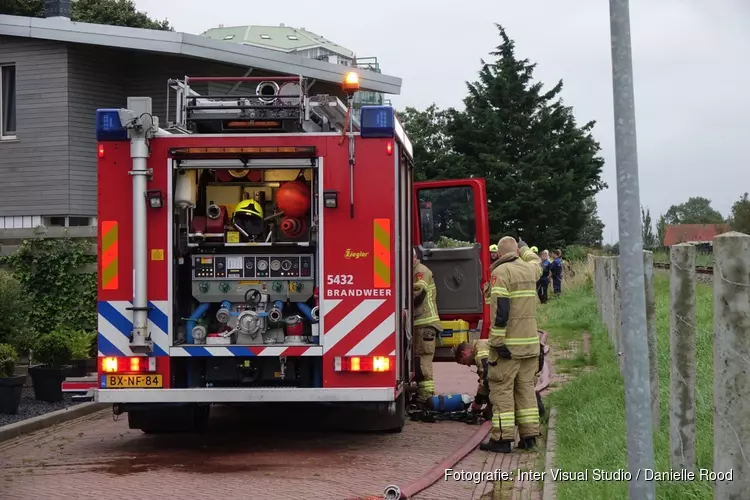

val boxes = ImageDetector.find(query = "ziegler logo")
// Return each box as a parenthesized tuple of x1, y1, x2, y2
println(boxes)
(344, 248, 369, 259)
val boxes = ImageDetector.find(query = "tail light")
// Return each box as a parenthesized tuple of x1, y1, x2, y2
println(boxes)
(334, 356, 391, 372)
(100, 356, 156, 373)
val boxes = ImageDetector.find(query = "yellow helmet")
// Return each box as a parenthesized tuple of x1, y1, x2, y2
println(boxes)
(234, 199, 264, 218)
(531, 246, 538, 253)
(489, 244, 498, 252)
(232, 199, 265, 238)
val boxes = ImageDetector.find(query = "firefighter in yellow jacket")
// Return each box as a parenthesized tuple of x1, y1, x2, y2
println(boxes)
(413, 248, 442, 403)
(480, 236, 543, 453)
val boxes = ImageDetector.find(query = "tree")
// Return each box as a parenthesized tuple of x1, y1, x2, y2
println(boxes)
(729, 192, 750, 234)
(656, 213, 667, 248)
(575, 196, 604, 247)
(0, 0, 172, 30)
(445, 25, 606, 249)
(641, 206, 656, 249)
(664, 196, 724, 225)
(399, 105, 462, 182)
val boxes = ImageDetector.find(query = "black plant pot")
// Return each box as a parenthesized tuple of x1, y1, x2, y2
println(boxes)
(0, 375, 25, 414)
(67, 358, 96, 377)
(29, 366, 67, 403)
(65, 362, 85, 378)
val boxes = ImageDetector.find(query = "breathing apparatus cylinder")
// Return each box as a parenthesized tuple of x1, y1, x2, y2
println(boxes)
(425, 393, 472, 412)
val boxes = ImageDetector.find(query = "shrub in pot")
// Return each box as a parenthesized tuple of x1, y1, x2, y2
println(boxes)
(29, 332, 72, 402)
(64, 329, 98, 377)
(0, 343, 25, 414)
(0, 270, 30, 347)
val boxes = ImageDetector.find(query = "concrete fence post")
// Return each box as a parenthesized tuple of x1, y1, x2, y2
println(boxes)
(669, 243, 696, 472)
(643, 250, 659, 431)
(594, 257, 603, 312)
(613, 258, 624, 373)
(608, 257, 615, 343)
(713, 232, 750, 498)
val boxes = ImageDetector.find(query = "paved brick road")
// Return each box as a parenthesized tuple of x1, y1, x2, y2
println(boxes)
(0, 363, 539, 500)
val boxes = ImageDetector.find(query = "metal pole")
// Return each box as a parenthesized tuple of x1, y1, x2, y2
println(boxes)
(608, 1, 656, 498)
(130, 135, 152, 352)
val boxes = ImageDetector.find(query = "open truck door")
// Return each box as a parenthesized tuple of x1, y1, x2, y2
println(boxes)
(412, 179, 491, 361)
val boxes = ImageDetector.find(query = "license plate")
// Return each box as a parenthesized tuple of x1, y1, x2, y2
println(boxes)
(105, 374, 163, 388)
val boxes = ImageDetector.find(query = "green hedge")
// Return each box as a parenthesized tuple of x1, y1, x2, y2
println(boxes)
(0, 238, 97, 356)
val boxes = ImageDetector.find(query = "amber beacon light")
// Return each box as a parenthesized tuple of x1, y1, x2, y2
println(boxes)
(342, 72, 360, 93)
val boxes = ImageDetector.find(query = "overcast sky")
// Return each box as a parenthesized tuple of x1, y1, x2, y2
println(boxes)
(134, 0, 749, 243)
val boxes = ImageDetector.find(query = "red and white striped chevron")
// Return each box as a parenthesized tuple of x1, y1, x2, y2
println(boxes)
(322, 298, 395, 357)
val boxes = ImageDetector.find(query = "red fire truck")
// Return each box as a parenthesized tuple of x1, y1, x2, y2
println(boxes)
(92, 72, 491, 433)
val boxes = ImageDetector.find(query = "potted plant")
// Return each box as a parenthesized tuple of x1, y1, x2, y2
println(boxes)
(29, 332, 72, 402)
(65, 329, 97, 377)
(0, 343, 25, 414)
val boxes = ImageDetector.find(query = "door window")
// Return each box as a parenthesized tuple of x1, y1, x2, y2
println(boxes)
(417, 186, 476, 248)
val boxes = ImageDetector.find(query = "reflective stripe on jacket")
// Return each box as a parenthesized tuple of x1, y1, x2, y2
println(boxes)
(488, 245, 542, 358)
(413, 260, 442, 331)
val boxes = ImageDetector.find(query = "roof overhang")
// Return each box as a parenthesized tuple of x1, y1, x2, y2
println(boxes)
(0, 15, 401, 95)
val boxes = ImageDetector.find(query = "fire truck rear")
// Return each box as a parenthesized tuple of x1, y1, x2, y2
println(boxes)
(92, 72, 491, 433)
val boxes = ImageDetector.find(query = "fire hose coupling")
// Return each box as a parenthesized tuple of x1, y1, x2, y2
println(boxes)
(268, 300, 285, 323)
(206, 203, 222, 220)
(383, 485, 402, 500)
(216, 300, 232, 323)
(296, 302, 318, 324)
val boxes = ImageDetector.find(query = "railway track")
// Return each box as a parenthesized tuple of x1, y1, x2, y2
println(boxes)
(653, 262, 714, 275)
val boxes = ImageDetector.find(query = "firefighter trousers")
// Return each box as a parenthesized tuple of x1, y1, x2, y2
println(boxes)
(414, 326, 437, 401)
(487, 355, 540, 442)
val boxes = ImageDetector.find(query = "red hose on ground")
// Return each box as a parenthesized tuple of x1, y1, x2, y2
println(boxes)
(381, 420, 492, 499)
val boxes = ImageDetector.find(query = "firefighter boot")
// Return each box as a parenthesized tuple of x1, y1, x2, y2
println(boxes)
(479, 439, 512, 453)
(516, 437, 537, 450)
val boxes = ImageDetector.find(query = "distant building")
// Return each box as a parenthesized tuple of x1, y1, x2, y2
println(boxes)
(200, 24, 389, 117)
(663, 224, 730, 247)
(0, 6, 399, 229)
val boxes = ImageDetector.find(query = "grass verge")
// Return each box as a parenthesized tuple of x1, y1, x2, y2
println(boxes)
(539, 271, 714, 499)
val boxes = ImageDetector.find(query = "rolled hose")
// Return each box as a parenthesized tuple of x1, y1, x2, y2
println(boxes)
(380, 420, 492, 499)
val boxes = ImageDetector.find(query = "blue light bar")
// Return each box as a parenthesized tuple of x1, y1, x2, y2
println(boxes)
(360, 105, 395, 138)
(96, 109, 128, 141)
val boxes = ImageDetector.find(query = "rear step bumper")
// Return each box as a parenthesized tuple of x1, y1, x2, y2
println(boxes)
(94, 387, 396, 404)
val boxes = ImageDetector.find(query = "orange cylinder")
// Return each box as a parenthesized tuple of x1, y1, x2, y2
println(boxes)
(276, 181, 311, 218)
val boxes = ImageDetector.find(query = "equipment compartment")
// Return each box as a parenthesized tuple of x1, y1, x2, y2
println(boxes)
(172, 158, 320, 349)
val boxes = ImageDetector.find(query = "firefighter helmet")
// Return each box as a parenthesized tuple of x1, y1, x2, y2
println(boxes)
(233, 199, 265, 237)
(489, 244, 498, 252)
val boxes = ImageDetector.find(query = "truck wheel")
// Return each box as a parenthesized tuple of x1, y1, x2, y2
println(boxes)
(194, 404, 211, 432)
(383, 391, 406, 433)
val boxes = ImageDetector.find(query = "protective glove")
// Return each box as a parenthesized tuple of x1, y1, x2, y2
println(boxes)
(474, 393, 488, 406)
(517, 237, 527, 248)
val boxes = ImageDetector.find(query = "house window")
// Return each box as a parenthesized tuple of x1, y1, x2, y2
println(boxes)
(287, 35, 298, 40)
(260, 34, 271, 39)
(1, 64, 16, 139)
(223, 35, 235, 40)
